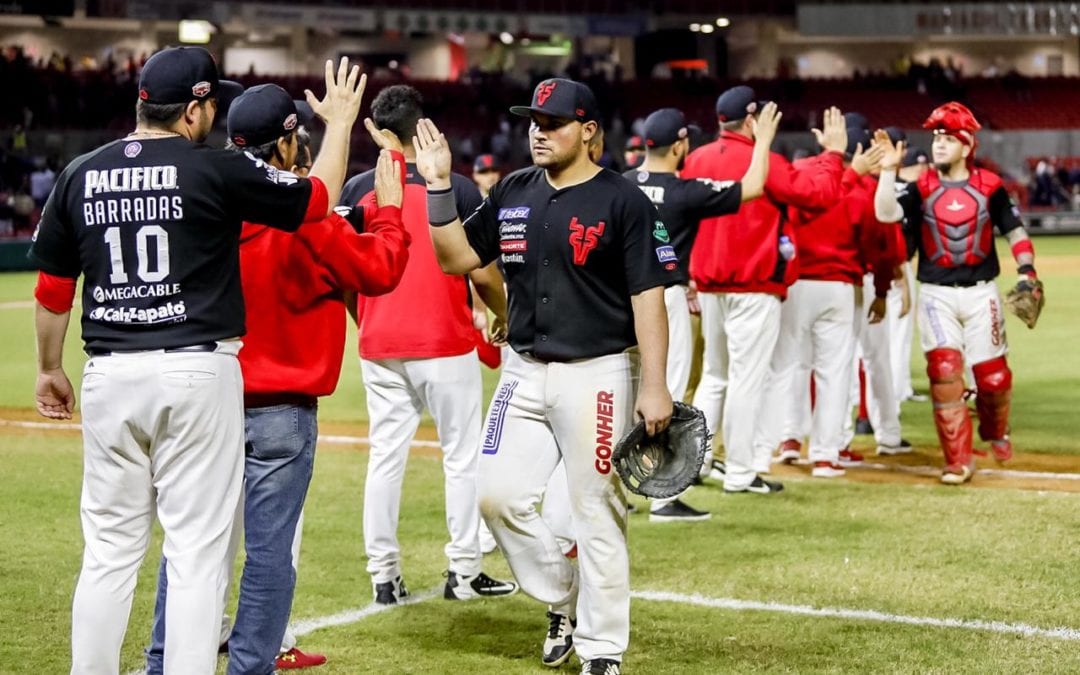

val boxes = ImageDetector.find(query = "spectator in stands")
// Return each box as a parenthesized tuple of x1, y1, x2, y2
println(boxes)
(1031, 160, 1070, 208)
(29, 157, 56, 209)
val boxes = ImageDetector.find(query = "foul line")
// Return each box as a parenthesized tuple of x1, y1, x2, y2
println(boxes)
(291, 588, 440, 637)
(7, 418, 1074, 481)
(632, 590, 1080, 641)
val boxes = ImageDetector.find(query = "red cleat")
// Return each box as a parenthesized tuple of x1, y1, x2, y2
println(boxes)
(276, 648, 327, 670)
(990, 437, 1013, 463)
(776, 439, 802, 464)
(838, 447, 864, 466)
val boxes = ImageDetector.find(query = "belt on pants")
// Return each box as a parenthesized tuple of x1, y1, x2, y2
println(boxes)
(86, 341, 219, 357)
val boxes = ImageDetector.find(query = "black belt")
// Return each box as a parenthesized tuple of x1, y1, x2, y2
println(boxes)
(87, 341, 218, 357)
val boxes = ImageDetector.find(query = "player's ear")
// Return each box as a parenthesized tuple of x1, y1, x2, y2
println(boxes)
(581, 120, 598, 144)
(184, 100, 202, 124)
(961, 144, 972, 160)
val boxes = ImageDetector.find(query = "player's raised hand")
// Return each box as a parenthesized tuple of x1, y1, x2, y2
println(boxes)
(812, 106, 848, 154)
(36, 368, 75, 420)
(414, 118, 453, 189)
(374, 150, 403, 209)
(851, 141, 886, 176)
(750, 101, 782, 147)
(305, 57, 366, 128)
(873, 129, 906, 171)
(365, 118, 403, 153)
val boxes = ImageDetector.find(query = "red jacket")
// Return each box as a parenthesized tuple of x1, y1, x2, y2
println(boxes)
(792, 167, 901, 298)
(238, 204, 410, 403)
(682, 131, 844, 298)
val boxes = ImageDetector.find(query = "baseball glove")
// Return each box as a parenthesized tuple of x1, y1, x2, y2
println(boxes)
(612, 401, 709, 499)
(1004, 277, 1045, 329)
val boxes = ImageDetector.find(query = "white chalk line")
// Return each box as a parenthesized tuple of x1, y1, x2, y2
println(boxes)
(0, 299, 82, 310)
(7, 418, 1073, 481)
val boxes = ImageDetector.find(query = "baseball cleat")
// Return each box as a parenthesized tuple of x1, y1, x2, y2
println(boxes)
(838, 447, 864, 466)
(855, 417, 874, 435)
(582, 658, 621, 674)
(275, 648, 327, 670)
(648, 499, 711, 522)
(542, 611, 576, 667)
(444, 570, 518, 600)
(811, 461, 846, 478)
(372, 575, 409, 605)
(877, 439, 913, 456)
(708, 459, 726, 481)
(990, 436, 1013, 463)
(724, 475, 784, 495)
(940, 463, 974, 485)
(775, 439, 802, 464)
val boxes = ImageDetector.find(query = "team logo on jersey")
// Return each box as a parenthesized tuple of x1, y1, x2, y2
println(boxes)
(124, 141, 142, 158)
(652, 220, 670, 243)
(498, 206, 531, 220)
(945, 199, 966, 212)
(636, 171, 649, 183)
(536, 81, 557, 106)
(482, 380, 519, 454)
(655, 245, 678, 264)
(568, 217, 605, 265)
(192, 81, 212, 98)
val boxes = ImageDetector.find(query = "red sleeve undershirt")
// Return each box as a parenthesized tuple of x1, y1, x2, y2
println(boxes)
(35, 271, 77, 313)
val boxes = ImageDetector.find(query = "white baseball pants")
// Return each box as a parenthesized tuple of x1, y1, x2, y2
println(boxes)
(888, 260, 917, 400)
(361, 351, 483, 582)
(665, 284, 692, 402)
(693, 292, 781, 490)
(73, 343, 244, 675)
(844, 277, 903, 448)
(918, 282, 1008, 363)
(757, 280, 855, 465)
(479, 349, 636, 662)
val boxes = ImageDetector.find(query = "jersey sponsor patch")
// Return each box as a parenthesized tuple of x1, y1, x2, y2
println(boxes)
(498, 206, 531, 220)
(88, 300, 187, 325)
(639, 184, 665, 204)
(652, 220, 670, 243)
(123, 142, 142, 158)
(482, 380, 519, 454)
(595, 390, 615, 475)
(500, 239, 527, 252)
(655, 245, 678, 264)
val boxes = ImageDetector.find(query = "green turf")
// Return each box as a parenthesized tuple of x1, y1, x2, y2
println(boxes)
(2, 435, 1079, 673)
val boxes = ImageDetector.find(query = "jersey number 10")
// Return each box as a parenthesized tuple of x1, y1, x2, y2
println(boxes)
(103, 225, 170, 284)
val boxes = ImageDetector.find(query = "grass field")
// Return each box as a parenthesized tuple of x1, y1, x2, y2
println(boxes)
(2, 237, 1080, 673)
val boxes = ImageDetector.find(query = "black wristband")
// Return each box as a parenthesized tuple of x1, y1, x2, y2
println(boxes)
(1018, 264, 1036, 277)
(427, 187, 457, 227)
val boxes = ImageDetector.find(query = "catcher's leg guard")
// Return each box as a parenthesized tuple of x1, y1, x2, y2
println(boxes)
(973, 356, 1012, 462)
(926, 348, 973, 482)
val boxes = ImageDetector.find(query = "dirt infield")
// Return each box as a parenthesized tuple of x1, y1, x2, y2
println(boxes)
(6, 406, 1078, 494)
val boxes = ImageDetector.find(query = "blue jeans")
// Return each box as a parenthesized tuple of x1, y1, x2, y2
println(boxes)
(146, 403, 318, 675)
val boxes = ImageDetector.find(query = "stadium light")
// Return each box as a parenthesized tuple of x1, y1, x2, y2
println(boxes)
(178, 19, 214, 45)
(499, 32, 514, 45)
(716, 17, 731, 28)
(700, 24, 715, 34)
(689, 23, 701, 32)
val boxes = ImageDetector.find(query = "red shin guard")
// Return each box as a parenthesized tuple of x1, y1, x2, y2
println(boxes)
(972, 356, 1012, 442)
(926, 349, 973, 467)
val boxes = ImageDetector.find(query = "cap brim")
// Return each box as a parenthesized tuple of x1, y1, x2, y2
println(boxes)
(294, 100, 316, 128)
(509, 105, 542, 118)
(214, 80, 245, 119)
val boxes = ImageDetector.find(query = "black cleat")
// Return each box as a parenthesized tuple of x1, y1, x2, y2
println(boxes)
(373, 575, 409, 605)
(542, 611, 576, 667)
(582, 658, 621, 674)
(855, 417, 874, 435)
(444, 570, 518, 600)
(649, 499, 711, 522)
(724, 475, 784, 495)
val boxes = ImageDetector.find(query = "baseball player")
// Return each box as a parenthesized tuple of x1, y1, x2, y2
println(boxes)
(623, 105, 780, 519)
(874, 102, 1037, 484)
(339, 84, 517, 605)
(146, 85, 410, 674)
(30, 47, 362, 674)
(416, 77, 679, 675)
(623, 134, 645, 169)
(683, 85, 847, 495)
(757, 122, 901, 476)
(473, 153, 502, 198)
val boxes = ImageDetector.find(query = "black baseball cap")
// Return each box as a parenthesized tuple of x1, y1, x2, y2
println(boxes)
(845, 127, 872, 157)
(509, 78, 600, 124)
(903, 146, 929, 167)
(715, 85, 768, 122)
(643, 108, 689, 148)
(227, 84, 313, 148)
(884, 126, 907, 144)
(473, 154, 499, 173)
(844, 111, 870, 132)
(138, 46, 242, 107)
(625, 135, 645, 151)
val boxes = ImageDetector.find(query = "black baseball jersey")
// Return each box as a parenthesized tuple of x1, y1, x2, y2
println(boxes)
(894, 179, 920, 261)
(463, 166, 680, 362)
(29, 136, 319, 351)
(622, 169, 742, 280)
(897, 172, 1023, 286)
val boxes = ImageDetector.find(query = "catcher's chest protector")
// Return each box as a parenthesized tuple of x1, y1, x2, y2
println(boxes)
(919, 170, 999, 268)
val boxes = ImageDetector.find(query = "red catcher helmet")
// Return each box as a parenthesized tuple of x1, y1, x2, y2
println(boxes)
(923, 102, 981, 146)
